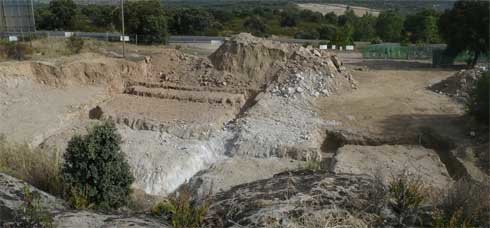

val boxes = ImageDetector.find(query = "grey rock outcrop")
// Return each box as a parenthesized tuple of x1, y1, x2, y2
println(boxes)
(205, 170, 387, 227)
(0, 172, 167, 227)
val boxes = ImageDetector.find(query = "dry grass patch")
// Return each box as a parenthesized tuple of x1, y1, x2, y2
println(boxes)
(0, 135, 63, 196)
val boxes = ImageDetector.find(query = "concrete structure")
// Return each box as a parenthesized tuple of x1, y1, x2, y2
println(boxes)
(0, 0, 35, 34)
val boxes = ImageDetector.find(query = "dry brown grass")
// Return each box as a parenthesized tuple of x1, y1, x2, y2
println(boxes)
(432, 178, 490, 227)
(0, 135, 63, 196)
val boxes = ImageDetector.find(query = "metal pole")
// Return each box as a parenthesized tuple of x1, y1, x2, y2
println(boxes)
(120, 0, 125, 58)
(30, 0, 35, 32)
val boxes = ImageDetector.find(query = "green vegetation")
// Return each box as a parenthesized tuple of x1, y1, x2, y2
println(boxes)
(438, 0, 489, 67)
(152, 184, 210, 228)
(119, 0, 169, 44)
(12, 187, 54, 228)
(432, 178, 490, 227)
(467, 73, 489, 125)
(34, 0, 467, 46)
(302, 159, 322, 171)
(0, 135, 63, 196)
(387, 173, 426, 226)
(62, 121, 134, 210)
(375, 10, 404, 42)
(0, 41, 33, 61)
(66, 36, 84, 54)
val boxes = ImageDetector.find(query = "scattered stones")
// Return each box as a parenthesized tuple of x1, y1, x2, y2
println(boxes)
(428, 68, 487, 103)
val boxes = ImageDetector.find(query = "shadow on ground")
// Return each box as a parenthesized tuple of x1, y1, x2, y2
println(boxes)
(349, 59, 466, 71)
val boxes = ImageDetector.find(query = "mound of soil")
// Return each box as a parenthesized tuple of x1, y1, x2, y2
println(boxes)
(209, 33, 357, 95)
(428, 69, 484, 103)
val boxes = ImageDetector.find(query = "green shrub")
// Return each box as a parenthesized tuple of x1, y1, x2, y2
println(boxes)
(302, 160, 322, 171)
(0, 41, 32, 60)
(62, 121, 134, 210)
(12, 186, 54, 228)
(66, 36, 84, 54)
(152, 183, 210, 228)
(388, 172, 426, 225)
(467, 72, 489, 124)
(0, 135, 63, 196)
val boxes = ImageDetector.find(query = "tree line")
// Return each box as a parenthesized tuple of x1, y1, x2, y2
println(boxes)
(35, 0, 488, 66)
(34, 0, 442, 44)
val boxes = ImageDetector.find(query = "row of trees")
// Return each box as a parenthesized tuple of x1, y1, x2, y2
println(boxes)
(34, 0, 445, 45)
(36, 0, 168, 44)
(35, 0, 488, 66)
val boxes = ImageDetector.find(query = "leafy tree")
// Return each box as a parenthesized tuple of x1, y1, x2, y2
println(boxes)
(46, 0, 77, 30)
(114, 0, 168, 44)
(210, 9, 233, 23)
(468, 73, 489, 124)
(333, 23, 354, 46)
(353, 13, 377, 41)
(169, 8, 213, 36)
(280, 10, 298, 27)
(376, 10, 404, 42)
(295, 30, 319, 40)
(323, 12, 338, 25)
(80, 5, 115, 31)
(317, 24, 337, 41)
(62, 121, 134, 210)
(338, 8, 357, 26)
(35, 6, 55, 30)
(404, 9, 441, 43)
(439, 0, 489, 67)
(299, 10, 322, 23)
(243, 16, 267, 37)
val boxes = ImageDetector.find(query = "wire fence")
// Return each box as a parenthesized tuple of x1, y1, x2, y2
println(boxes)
(0, 30, 336, 46)
(0, 31, 228, 45)
(362, 43, 446, 60)
(362, 43, 489, 67)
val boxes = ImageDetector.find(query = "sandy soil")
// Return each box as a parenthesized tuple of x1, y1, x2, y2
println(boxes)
(101, 94, 238, 125)
(315, 62, 464, 140)
(0, 78, 108, 146)
(297, 3, 380, 16)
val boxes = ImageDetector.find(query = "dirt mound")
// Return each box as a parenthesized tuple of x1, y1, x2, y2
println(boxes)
(209, 33, 357, 95)
(209, 33, 290, 88)
(428, 69, 485, 102)
(0, 53, 150, 92)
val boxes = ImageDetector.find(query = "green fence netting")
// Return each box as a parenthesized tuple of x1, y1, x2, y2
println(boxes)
(362, 43, 445, 60)
(363, 43, 489, 66)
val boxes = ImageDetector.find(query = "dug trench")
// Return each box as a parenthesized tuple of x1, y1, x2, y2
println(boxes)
(321, 127, 469, 182)
(2, 33, 482, 204)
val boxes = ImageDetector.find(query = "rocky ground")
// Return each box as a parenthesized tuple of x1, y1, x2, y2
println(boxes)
(0, 34, 488, 227)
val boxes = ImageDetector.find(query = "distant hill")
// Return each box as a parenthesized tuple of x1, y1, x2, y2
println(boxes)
(162, 0, 456, 13)
(297, 3, 380, 16)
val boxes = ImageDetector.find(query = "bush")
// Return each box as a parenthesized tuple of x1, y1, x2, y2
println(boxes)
(11, 186, 54, 228)
(0, 135, 63, 196)
(387, 172, 426, 226)
(467, 72, 489, 124)
(302, 160, 322, 171)
(62, 121, 134, 210)
(152, 183, 210, 228)
(432, 178, 490, 227)
(66, 36, 84, 54)
(0, 41, 32, 60)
